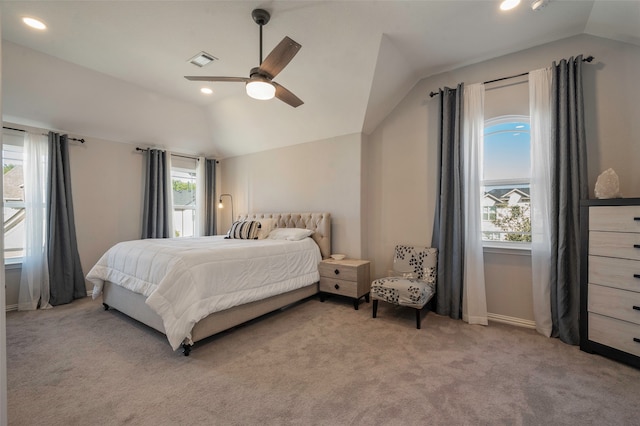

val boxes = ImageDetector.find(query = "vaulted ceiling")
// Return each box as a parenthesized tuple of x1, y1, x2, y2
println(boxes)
(1, 1, 638, 158)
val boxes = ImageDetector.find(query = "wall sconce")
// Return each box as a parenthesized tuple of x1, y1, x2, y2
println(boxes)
(218, 193, 234, 224)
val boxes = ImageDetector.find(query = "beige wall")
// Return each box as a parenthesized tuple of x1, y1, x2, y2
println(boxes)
(69, 136, 144, 279)
(1, 23, 7, 424)
(219, 133, 363, 259)
(365, 34, 640, 323)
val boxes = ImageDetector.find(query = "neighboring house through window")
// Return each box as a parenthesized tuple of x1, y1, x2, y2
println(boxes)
(2, 129, 26, 263)
(482, 116, 531, 245)
(170, 155, 197, 238)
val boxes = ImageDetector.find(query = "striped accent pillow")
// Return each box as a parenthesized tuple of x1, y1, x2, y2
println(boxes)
(225, 220, 261, 240)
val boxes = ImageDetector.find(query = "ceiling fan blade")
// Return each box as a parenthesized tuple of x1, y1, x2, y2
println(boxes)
(258, 36, 301, 79)
(273, 82, 303, 108)
(184, 76, 248, 82)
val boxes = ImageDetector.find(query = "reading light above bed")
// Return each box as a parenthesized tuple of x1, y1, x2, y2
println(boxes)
(218, 193, 234, 222)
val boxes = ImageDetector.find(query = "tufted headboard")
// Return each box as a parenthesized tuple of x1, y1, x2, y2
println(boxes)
(236, 212, 331, 259)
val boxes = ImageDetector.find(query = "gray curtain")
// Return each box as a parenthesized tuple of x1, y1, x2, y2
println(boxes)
(47, 132, 85, 306)
(549, 56, 588, 345)
(204, 159, 217, 236)
(431, 84, 465, 319)
(141, 149, 171, 239)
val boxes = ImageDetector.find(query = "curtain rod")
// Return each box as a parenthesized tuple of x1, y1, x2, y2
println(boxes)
(428, 55, 594, 98)
(135, 146, 202, 162)
(3, 125, 86, 143)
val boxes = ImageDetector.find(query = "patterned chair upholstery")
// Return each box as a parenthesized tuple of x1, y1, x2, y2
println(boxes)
(371, 245, 438, 329)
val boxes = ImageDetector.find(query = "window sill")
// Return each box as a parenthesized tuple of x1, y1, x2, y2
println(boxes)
(483, 242, 531, 256)
(4, 259, 23, 270)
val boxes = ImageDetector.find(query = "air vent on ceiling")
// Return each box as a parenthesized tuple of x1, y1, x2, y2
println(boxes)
(188, 51, 218, 67)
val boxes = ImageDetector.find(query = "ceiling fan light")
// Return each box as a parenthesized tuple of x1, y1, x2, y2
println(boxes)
(22, 17, 47, 30)
(246, 80, 276, 100)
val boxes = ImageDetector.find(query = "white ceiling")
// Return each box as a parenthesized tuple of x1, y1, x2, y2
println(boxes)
(1, 1, 639, 158)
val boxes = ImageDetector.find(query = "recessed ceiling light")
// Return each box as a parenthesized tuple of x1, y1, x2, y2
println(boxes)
(200, 87, 213, 95)
(500, 0, 521, 11)
(531, 0, 549, 10)
(22, 17, 47, 30)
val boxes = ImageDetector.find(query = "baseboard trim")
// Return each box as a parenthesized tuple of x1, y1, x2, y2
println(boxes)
(488, 313, 536, 329)
(5, 291, 92, 312)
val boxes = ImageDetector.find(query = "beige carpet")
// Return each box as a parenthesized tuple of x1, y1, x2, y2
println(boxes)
(6, 295, 640, 425)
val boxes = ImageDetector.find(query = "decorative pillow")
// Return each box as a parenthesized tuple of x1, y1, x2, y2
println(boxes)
(257, 218, 276, 240)
(267, 227, 314, 241)
(225, 220, 261, 240)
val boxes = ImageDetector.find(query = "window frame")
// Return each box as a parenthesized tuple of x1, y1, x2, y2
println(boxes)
(481, 115, 531, 251)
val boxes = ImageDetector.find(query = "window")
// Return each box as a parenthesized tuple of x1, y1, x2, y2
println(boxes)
(481, 116, 531, 244)
(482, 205, 496, 221)
(171, 156, 197, 238)
(3, 130, 25, 262)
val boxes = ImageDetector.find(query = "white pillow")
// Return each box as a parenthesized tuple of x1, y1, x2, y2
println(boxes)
(257, 218, 276, 240)
(267, 227, 314, 241)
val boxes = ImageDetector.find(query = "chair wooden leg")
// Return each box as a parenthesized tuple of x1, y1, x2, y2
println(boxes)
(372, 300, 378, 318)
(415, 308, 421, 329)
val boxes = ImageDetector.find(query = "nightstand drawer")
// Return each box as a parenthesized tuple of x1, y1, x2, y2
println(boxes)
(318, 262, 358, 281)
(318, 258, 371, 310)
(319, 277, 358, 298)
(588, 284, 640, 326)
(589, 313, 640, 358)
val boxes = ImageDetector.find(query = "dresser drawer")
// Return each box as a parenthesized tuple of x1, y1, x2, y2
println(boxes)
(589, 313, 640, 358)
(590, 206, 640, 233)
(589, 255, 640, 292)
(588, 284, 640, 326)
(318, 262, 358, 281)
(319, 277, 358, 297)
(589, 231, 640, 261)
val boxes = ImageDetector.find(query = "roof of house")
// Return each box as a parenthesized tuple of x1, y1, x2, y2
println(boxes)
(173, 190, 196, 208)
(485, 187, 530, 201)
(3, 166, 24, 201)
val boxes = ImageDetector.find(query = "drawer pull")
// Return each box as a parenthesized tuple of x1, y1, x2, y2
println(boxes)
(634, 306, 640, 311)
(635, 244, 640, 249)
(334, 283, 340, 290)
(635, 274, 640, 279)
(334, 269, 340, 275)
(635, 217, 640, 221)
(635, 338, 640, 344)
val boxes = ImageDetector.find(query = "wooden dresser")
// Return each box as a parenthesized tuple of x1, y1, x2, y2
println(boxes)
(580, 198, 640, 368)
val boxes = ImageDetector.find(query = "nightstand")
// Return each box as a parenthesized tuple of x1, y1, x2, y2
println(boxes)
(318, 259, 371, 310)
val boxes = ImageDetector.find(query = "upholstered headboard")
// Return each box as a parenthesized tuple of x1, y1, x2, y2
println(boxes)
(236, 212, 331, 259)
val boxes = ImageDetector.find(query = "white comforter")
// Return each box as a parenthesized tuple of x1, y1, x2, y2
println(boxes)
(87, 236, 321, 350)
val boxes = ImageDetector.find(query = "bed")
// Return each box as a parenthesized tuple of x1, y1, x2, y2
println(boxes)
(87, 212, 331, 355)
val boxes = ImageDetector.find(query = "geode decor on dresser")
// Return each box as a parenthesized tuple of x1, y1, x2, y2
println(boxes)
(594, 168, 620, 199)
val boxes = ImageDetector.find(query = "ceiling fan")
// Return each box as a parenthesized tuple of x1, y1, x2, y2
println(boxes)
(185, 9, 303, 108)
